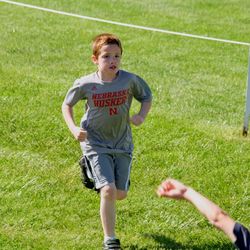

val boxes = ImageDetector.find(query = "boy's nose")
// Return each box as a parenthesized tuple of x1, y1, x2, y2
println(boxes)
(110, 57, 116, 63)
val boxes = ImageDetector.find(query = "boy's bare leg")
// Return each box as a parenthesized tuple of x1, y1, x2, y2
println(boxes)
(100, 183, 117, 238)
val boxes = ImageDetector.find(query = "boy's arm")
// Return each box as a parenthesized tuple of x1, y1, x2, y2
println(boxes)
(130, 101, 152, 126)
(157, 179, 236, 243)
(62, 102, 87, 142)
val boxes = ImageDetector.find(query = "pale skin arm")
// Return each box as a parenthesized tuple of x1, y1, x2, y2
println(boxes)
(130, 101, 152, 126)
(61, 102, 87, 142)
(157, 179, 236, 243)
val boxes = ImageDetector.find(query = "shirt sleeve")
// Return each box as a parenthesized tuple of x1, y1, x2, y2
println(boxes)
(63, 80, 86, 107)
(233, 222, 250, 250)
(131, 75, 153, 103)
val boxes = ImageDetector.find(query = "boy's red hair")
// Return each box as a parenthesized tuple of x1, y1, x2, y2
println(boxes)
(92, 33, 123, 58)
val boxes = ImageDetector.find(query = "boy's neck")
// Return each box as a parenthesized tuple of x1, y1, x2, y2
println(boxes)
(97, 71, 119, 82)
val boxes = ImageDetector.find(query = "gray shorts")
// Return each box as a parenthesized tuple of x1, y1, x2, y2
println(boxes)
(85, 152, 132, 191)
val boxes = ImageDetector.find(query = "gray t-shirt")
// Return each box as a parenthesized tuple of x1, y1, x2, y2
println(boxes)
(64, 70, 152, 156)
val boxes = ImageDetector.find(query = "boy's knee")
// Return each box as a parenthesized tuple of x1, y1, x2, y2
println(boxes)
(101, 184, 117, 200)
(116, 190, 127, 200)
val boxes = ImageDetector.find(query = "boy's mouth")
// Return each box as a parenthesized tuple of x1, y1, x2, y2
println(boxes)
(110, 65, 116, 70)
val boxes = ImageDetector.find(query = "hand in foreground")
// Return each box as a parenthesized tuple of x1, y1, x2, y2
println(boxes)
(73, 127, 87, 142)
(130, 114, 144, 126)
(157, 179, 187, 199)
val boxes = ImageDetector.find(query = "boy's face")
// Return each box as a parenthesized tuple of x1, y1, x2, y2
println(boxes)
(92, 44, 121, 80)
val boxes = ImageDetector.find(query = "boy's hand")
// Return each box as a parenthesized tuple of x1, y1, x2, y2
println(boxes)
(157, 179, 187, 199)
(130, 114, 144, 126)
(73, 127, 87, 142)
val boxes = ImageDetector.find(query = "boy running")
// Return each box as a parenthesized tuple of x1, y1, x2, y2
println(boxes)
(62, 33, 152, 249)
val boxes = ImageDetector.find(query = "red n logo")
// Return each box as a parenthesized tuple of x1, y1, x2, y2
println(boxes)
(109, 107, 118, 116)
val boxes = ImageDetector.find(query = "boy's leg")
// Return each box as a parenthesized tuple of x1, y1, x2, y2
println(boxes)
(101, 152, 131, 240)
(86, 152, 131, 249)
(79, 155, 95, 190)
(86, 154, 118, 240)
(100, 183, 117, 238)
(114, 152, 132, 201)
(116, 190, 127, 200)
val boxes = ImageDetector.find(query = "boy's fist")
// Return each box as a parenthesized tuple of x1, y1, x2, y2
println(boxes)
(73, 127, 87, 142)
(130, 114, 144, 126)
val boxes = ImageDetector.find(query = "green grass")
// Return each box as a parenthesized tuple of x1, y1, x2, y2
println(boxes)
(0, 0, 250, 249)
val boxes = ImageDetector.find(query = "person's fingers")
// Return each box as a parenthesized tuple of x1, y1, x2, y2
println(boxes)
(162, 181, 174, 191)
(157, 186, 165, 196)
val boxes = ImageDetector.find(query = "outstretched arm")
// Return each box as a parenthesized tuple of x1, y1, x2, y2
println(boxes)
(130, 101, 152, 126)
(157, 179, 236, 243)
(62, 102, 87, 142)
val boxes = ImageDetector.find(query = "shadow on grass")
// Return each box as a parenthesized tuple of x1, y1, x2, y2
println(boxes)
(123, 233, 234, 250)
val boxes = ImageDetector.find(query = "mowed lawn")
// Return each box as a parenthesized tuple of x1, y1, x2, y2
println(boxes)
(0, 0, 250, 249)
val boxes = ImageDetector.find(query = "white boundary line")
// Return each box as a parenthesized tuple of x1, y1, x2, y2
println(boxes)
(1, 0, 250, 47)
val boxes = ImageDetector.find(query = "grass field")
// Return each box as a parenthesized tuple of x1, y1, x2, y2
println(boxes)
(1, 0, 250, 249)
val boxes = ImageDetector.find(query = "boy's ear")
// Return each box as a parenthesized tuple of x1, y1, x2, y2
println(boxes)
(91, 55, 98, 65)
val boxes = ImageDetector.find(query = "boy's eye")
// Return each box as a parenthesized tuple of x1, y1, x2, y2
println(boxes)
(101, 54, 120, 59)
